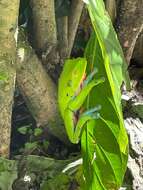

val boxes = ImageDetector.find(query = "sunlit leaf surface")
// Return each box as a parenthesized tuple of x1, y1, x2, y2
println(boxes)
(81, 0, 130, 189)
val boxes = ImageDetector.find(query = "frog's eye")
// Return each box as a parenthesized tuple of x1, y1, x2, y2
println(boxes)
(73, 71, 79, 80)
(67, 80, 72, 87)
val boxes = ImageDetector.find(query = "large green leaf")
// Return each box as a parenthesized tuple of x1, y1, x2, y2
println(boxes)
(81, 0, 129, 189)
(85, 0, 130, 91)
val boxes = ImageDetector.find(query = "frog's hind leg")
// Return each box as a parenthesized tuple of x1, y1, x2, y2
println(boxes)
(81, 105, 101, 116)
(69, 78, 104, 111)
(72, 105, 101, 143)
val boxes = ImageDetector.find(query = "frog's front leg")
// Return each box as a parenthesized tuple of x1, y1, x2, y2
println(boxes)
(64, 106, 101, 144)
(69, 77, 104, 110)
(65, 77, 104, 143)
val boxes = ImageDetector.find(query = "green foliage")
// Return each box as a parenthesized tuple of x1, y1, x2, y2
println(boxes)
(80, 0, 130, 189)
(18, 125, 49, 153)
(18, 125, 31, 135)
(0, 158, 17, 190)
(43, 140, 49, 150)
(41, 173, 70, 190)
(34, 128, 43, 137)
(24, 142, 38, 151)
(0, 156, 81, 190)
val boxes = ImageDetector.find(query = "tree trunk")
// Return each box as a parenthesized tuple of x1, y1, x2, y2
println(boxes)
(0, 0, 20, 157)
(116, 0, 143, 64)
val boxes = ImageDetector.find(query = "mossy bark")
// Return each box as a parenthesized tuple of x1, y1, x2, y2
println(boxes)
(0, 0, 20, 157)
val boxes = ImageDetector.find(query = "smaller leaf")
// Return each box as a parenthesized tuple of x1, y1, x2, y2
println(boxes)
(43, 140, 49, 150)
(25, 142, 38, 150)
(34, 128, 43, 137)
(28, 128, 33, 135)
(18, 125, 30, 135)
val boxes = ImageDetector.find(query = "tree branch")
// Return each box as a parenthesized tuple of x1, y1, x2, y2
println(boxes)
(16, 30, 69, 144)
(31, 0, 57, 51)
(116, 0, 143, 64)
(68, 0, 84, 57)
(57, 16, 68, 62)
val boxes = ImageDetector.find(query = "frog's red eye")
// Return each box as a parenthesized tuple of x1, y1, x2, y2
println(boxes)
(83, 73, 86, 81)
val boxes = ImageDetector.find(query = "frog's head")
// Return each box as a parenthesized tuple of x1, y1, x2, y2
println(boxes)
(58, 58, 87, 115)
(69, 58, 87, 91)
(62, 58, 87, 96)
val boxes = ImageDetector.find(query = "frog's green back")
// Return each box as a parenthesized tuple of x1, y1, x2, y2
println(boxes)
(58, 58, 87, 118)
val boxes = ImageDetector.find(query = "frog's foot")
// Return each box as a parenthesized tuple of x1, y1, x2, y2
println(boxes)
(81, 105, 101, 119)
(72, 105, 101, 144)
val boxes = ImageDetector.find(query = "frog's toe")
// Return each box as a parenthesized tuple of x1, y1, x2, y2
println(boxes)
(91, 112, 100, 119)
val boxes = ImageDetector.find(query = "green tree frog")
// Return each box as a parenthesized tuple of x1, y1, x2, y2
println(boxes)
(58, 58, 104, 144)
